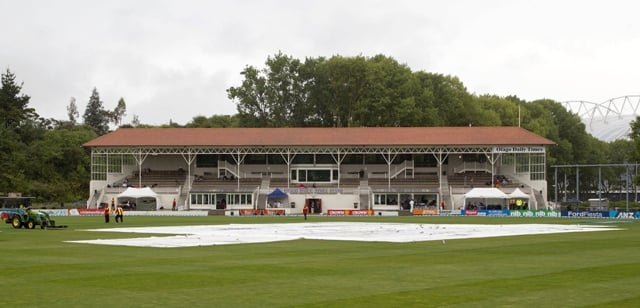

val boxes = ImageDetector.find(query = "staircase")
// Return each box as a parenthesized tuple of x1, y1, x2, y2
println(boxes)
(534, 190, 545, 210)
(255, 177, 271, 209)
(359, 179, 369, 209)
(441, 175, 452, 209)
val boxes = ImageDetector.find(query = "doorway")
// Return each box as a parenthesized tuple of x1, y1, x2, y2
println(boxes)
(305, 198, 322, 214)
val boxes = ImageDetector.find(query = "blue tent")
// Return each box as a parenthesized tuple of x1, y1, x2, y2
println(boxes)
(268, 188, 287, 198)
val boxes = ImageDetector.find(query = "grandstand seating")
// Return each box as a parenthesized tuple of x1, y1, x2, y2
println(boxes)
(191, 175, 261, 191)
(368, 173, 440, 190)
(448, 171, 521, 189)
(127, 170, 187, 188)
(448, 172, 492, 188)
(339, 177, 360, 188)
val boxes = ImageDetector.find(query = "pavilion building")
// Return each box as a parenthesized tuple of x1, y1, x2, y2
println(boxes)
(83, 126, 554, 215)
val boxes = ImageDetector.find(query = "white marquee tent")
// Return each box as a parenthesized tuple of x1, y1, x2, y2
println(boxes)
(463, 188, 508, 209)
(508, 188, 530, 200)
(116, 187, 159, 210)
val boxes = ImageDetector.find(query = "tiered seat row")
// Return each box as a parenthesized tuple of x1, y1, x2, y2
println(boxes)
(127, 170, 188, 188)
(191, 176, 261, 190)
(448, 172, 492, 187)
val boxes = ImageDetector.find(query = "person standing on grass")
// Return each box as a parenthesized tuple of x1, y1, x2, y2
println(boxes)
(115, 205, 124, 223)
(303, 204, 309, 220)
(172, 198, 176, 211)
(104, 206, 110, 223)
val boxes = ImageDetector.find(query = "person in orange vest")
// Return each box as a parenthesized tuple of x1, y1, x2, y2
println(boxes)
(104, 206, 110, 223)
(115, 205, 124, 223)
(302, 204, 309, 220)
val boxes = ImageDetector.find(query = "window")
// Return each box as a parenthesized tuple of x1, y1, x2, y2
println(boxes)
(190, 193, 252, 206)
(308, 170, 330, 182)
(374, 194, 399, 205)
(291, 168, 338, 183)
(196, 154, 218, 168)
(530, 153, 546, 181)
(91, 153, 136, 181)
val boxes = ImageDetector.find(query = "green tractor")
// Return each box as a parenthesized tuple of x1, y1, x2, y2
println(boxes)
(2, 208, 67, 229)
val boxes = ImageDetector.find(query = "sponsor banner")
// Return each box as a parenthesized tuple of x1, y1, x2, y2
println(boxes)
(373, 211, 399, 216)
(75, 209, 103, 216)
(562, 210, 610, 218)
(5, 208, 210, 217)
(439, 210, 462, 216)
(240, 209, 285, 216)
(39, 209, 70, 216)
(412, 209, 438, 216)
(463, 209, 478, 216)
(480, 210, 510, 217)
(510, 210, 561, 218)
(463, 210, 509, 216)
(124, 211, 208, 216)
(493, 146, 545, 153)
(610, 211, 639, 219)
(327, 209, 374, 216)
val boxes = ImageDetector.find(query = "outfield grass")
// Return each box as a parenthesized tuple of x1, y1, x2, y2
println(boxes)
(1, 215, 639, 307)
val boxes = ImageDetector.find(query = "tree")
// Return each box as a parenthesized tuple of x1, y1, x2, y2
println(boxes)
(0, 69, 36, 130)
(228, 52, 307, 127)
(0, 69, 39, 192)
(131, 114, 141, 127)
(228, 65, 268, 127)
(186, 114, 239, 128)
(474, 95, 519, 126)
(229, 54, 499, 128)
(82, 88, 110, 135)
(318, 55, 369, 127)
(416, 72, 479, 126)
(111, 97, 127, 127)
(629, 116, 640, 162)
(0, 124, 28, 191)
(352, 55, 416, 127)
(67, 97, 79, 125)
(25, 126, 96, 200)
(297, 56, 331, 126)
(408, 71, 441, 126)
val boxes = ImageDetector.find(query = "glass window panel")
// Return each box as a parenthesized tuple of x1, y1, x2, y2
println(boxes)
(308, 170, 330, 182)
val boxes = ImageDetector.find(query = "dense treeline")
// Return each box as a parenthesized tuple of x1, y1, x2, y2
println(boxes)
(1, 53, 638, 203)
(1, 70, 97, 202)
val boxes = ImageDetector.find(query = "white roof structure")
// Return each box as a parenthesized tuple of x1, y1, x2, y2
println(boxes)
(562, 95, 640, 142)
(116, 187, 158, 204)
(464, 188, 508, 199)
(508, 188, 530, 199)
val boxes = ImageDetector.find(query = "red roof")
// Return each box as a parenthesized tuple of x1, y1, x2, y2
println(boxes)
(83, 127, 555, 147)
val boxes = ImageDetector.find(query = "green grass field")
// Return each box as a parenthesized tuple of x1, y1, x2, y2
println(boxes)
(1, 215, 639, 307)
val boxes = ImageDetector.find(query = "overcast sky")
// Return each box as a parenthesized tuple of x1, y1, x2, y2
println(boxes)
(2, 0, 639, 126)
